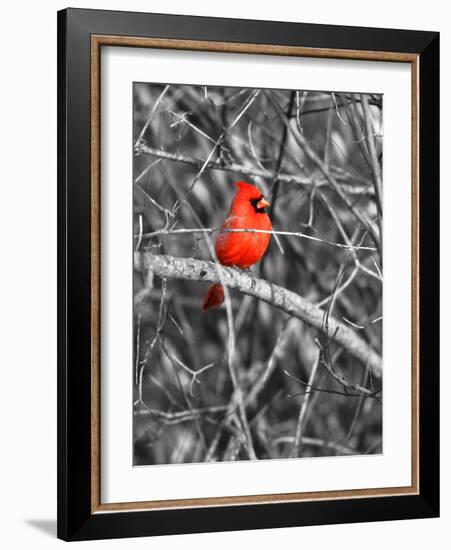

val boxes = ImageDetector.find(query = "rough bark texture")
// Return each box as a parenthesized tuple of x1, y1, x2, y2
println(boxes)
(135, 252, 382, 377)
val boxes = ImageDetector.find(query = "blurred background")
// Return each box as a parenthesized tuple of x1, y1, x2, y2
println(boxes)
(132, 83, 383, 465)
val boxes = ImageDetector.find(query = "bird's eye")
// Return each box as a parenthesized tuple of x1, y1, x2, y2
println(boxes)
(250, 195, 264, 206)
(250, 195, 270, 213)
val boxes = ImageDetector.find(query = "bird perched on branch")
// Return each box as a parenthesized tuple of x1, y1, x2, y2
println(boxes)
(202, 181, 272, 311)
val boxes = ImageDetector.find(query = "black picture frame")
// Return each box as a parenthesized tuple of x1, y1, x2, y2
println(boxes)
(57, 7, 439, 541)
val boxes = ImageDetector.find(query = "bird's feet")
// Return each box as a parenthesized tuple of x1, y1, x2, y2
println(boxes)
(232, 266, 256, 288)
(232, 265, 252, 275)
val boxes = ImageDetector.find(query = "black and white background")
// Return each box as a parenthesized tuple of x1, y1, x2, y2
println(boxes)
(133, 83, 383, 465)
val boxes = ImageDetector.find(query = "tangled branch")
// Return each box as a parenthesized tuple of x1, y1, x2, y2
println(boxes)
(137, 143, 373, 196)
(134, 252, 382, 377)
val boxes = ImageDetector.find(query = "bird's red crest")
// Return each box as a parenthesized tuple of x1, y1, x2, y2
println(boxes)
(235, 181, 263, 198)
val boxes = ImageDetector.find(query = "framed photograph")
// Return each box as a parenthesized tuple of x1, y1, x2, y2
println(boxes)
(57, 8, 439, 541)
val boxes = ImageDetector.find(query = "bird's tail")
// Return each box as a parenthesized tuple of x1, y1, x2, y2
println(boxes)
(201, 284, 224, 311)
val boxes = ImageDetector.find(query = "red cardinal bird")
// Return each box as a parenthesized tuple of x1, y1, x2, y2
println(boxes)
(202, 181, 272, 311)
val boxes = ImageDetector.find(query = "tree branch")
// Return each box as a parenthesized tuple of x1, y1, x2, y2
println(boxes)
(266, 93, 381, 252)
(360, 93, 383, 256)
(135, 252, 382, 377)
(137, 143, 373, 196)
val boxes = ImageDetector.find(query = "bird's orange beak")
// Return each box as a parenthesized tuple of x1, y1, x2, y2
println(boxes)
(257, 197, 270, 209)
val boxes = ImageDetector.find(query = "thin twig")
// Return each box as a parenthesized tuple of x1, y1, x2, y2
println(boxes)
(343, 315, 382, 330)
(315, 339, 380, 400)
(167, 109, 216, 144)
(245, 319, 293, 406)
(159, 338, 217, 396)
(360, 93, 383, 258)
(331, 93, 347, 126)
(135, 214, 143, 251)
(136, 84, 171, 143)
(267, 92, 381, 252)
(135, 405, 228, 423)
(291, 350, 320, 457)
(134, 184, 175, 220)
(137, 279, 168, 404)
(283, 369, 381, 401)
(138, 226, 377, 252)
(174, 89, 262, 213)
(138, 143, 373, 195)
(271, 435, 358, 455)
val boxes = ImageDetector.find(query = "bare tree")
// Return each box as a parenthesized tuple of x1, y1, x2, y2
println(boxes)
(132, 84, 383, 465)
